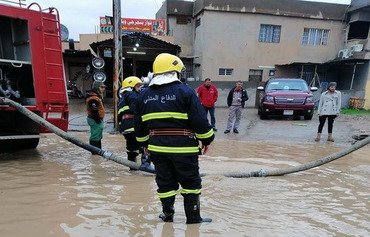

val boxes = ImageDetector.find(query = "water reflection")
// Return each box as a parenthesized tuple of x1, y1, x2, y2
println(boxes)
(0, 134, 369, 236)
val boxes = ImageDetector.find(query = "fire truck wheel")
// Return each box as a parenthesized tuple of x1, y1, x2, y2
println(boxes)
(20, 138, 40, 150)
(0, 138, 39, 151)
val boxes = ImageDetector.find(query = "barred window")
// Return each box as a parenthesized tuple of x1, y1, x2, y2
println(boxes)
(249, 69, 263, 76)
(219, 68, 233, 76)
(259, 24, 281, 43)
(302, 28, 330, 46)
(177, 16, 190, 25)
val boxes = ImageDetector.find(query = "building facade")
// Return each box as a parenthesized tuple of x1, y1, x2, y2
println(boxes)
(157, 0, 370, 109)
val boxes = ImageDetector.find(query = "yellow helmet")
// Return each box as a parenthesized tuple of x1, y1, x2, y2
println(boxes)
(122, 76, 142, 88)
(153, 53, 185, 75)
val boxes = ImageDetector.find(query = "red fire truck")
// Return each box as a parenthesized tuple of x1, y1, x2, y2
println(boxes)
(0, 1, 68, 150)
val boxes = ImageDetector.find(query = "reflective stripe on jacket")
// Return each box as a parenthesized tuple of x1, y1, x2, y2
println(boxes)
(118, 90, 140, 133)
(134, 81, 214, 155)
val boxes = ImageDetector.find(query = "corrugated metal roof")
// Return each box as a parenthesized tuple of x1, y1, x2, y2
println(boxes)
(90, 32, 181, 54)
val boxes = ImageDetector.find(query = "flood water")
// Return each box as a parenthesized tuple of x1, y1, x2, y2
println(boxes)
(0, 133, 369, 237)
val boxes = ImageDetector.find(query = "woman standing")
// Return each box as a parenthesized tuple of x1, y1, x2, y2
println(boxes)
(315, 82, 341, 142)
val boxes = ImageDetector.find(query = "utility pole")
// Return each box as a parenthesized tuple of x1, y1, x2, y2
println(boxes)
(113, 0, 122, 129)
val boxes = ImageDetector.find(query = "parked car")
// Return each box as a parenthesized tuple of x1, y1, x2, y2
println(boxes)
(257, 78, 318, 120)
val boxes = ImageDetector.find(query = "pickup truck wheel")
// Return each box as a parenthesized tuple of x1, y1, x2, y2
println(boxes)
(293, 115, 301, 120)
(304, 115, 313, 120)
(260, 112, 268, 120)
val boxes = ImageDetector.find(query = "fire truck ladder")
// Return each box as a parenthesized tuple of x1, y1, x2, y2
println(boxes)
(28, 3, 68, 126)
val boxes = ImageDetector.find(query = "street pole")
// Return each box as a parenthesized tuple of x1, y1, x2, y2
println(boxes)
(113, 0, 122, 130)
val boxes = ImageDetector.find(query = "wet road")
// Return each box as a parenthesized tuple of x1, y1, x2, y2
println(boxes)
(0, 132, 369, 237)
(1, 100, 369, 236)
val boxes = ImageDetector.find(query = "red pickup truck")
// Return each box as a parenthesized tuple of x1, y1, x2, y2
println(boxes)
(257, 78, 318, 120)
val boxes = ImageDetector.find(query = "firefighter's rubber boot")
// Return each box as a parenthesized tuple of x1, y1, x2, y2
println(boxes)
(89, 140, 101, 154)
(183, 194, 212, 224)
(127, 152, 139, 170)
(314, 133, 321, 142)
(327, 133, 335, 142)
(139, 153, 155, 174)
(159, 196, 175, 222)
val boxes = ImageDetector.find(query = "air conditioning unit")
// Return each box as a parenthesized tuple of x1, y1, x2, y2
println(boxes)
(350, 44, 364, 52)
(338, 49, 350, 59)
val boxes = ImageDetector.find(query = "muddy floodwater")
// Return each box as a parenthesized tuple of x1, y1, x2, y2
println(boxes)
(0, 132, 369, 237)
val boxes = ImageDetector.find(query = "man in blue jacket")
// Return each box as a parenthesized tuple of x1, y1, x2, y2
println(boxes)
(134, 53, 214, 224)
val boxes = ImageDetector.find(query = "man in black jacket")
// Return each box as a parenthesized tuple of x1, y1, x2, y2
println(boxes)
(134, 53, 214, 224)
(224, 80, 248, 134)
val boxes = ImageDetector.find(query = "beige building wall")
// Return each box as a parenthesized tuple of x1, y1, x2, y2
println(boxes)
(364, 66, 370, 109)
(194, 11, 346, 82)
(168, 16, 194, 57)
(193, 13, 205, 80)
(62, 34, 113, 52)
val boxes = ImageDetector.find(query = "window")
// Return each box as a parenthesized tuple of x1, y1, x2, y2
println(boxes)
(259, 24, 281, 43)
(269, 69, 276, 77)
(249, 69, 263, 76)
(176, 16, 190, 25)
(266, 80, 309, 92)
(249, 69, 263, 82)
(348, 21, 370, 40)
(302, 28, 330, 46)
(219, 68, 233, 76)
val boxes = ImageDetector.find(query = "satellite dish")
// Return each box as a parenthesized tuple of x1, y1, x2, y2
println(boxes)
(60, 24, 69, 41)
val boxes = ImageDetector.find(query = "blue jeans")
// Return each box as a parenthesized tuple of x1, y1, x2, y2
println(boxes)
(203, 106, 216, 128)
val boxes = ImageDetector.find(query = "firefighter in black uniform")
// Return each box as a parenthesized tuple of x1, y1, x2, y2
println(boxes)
(86, 81, 106, 153)
(134, 53, 215, 224)
(118, 76, 154, 172)
(118, 76, 143, 169)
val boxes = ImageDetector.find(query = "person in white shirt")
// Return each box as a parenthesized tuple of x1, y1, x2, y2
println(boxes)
(315, 82, 341, 142)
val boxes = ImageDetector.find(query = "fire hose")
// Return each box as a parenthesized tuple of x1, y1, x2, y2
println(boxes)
(1, 97, 369, 178)
(0, 97, 152, 173)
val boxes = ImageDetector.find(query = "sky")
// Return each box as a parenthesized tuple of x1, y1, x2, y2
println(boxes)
(25, 0, 352, 41)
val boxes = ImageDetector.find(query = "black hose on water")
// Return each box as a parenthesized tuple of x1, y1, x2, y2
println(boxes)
(0, 97, 150, 173)
(1, 97, 369, 178)
(218, 135, 370, 178)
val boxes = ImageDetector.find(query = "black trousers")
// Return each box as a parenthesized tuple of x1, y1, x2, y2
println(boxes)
(151, 153, 201, 194)
(123, 132, 139, 152)
(318, 115, 337, 133)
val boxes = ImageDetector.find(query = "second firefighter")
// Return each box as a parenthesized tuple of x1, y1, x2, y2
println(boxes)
(118, 76, 143, 169)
